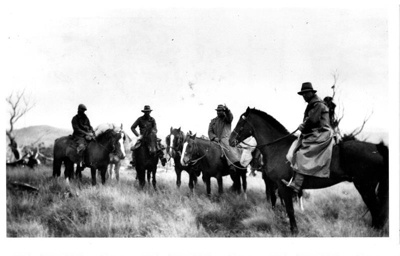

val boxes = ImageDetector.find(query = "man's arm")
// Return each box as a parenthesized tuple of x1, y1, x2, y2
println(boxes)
(151, 117, 158, 134)
(224, 106, 233, 123)
(131, 118, 140, 137)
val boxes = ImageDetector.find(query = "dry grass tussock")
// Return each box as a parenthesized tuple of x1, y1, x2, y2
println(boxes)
(6, 165, 388, 237)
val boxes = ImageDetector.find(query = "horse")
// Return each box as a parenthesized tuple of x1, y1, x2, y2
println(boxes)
(229, 107, 389, 233)
(107, 130, 131, 181)
(53, 129, 125, 186)
(180, 132, 247, 197)
(134, 129, 159, 190)
(93, 123, 132, 182)
(166, 127, 198, 192)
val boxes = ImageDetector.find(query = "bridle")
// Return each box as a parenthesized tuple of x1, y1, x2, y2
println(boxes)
(183, 137, 210, 165)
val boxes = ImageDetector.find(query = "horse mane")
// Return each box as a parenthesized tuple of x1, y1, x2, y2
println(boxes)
(247, 108, 290, 135)
(96, 129, 116, 142)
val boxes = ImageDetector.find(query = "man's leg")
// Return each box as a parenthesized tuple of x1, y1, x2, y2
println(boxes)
(282, 172, 304, 193)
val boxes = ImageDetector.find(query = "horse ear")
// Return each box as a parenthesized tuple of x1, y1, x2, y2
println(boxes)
(178, 127, 181, 132)
(120, 123, 123, 129)
(192, 133, 197, 139)
(170, 127, 173, 133)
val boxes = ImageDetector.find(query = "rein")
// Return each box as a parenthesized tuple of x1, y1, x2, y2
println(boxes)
(216, 141, 248, 170)
(187, 138, 210, 165)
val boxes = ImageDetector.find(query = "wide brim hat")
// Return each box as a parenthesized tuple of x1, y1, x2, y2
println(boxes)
(215, 104, 225, 111)
(298, 82, 317, 95)
(141, 105, 153, 112)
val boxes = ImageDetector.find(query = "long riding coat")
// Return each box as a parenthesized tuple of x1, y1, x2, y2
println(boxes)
(208, 108, 241, 165)
(71, 112, 94, 146)
(287, 94, 334, 178)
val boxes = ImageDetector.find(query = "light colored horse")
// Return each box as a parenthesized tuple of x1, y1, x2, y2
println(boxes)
(95, 123, 131, 182)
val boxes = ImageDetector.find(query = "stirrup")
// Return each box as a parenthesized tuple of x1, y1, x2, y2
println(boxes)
(282, 176, 294, 186)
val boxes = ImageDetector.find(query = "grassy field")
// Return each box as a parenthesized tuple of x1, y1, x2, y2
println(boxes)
(6, 163, 388, 237)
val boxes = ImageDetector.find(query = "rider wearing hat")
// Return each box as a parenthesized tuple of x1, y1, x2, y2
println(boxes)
(282, 82, 334, 193)
(130, 105, 167, 167)
(208, 104, 242, 173)
(72, 104, 95, 164)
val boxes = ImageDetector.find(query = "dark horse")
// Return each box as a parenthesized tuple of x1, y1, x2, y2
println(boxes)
(181, 132, 247, 197)
(53, 129, 125, 185)
(229, 107, 388, 233)
(134, 129, 159, 190)
(166, 127, 198, 192)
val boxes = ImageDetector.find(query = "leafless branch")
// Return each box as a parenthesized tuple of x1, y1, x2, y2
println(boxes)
(6, 89, 36, 160)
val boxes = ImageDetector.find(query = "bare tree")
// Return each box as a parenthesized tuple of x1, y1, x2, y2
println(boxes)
(6, 89, 36, 160)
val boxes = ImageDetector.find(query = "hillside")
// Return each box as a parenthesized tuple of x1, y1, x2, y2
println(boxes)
(8, 125, 72, 147)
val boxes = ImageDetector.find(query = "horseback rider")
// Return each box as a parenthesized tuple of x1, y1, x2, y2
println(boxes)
(208, 104, 242, 173)
(130, 105, 167, 167)
(72, 104, 96, 165)
(282, 82, 335, 193)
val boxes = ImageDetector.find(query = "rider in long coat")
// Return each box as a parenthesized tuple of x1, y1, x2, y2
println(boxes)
(282, 82, 335, 193)
(208, 104, 242, 172)
(71, 104, 95, 163)
(130, 105, 167, 167)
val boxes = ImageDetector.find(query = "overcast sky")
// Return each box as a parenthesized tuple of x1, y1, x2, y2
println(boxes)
(3, 5, 393, 142)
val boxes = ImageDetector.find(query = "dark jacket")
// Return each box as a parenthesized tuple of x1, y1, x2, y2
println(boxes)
(131, 115, 157, 137)
(72, 113, 93, 138)
(208, 108, 233, 141)
(301, 94, 331, 134)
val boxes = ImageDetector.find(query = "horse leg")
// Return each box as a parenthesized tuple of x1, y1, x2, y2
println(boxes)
(188, 173, 195, 193)
(53, 158, 62, 177)
(147, 169, 151, 184)
(353, 180, 382, 228)
(137, 167, 145, 189)
(64, 160, 74, 182)
(241, 170, 247, 200)
(278, 185, 298, 234)
(263, 172, 277, 208)
(203, 175, 211, 196)
(176, 168, 182, 188)
(217, 176, 223, 195)
(152, 169, 157, 191)
(100, 166, 108, 185)
(90, 167, 97, 186)
(115, 161, 121, 182)
(108, 163, 113, 180)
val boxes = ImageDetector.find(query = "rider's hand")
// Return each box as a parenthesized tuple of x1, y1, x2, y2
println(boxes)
(214, 137, 220, 143)
(138, 135, 143, 140)
(85, 135, 92, 140)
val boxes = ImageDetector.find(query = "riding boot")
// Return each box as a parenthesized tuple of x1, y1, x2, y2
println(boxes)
(76, 144, 85, 167)
(281, 172, 304, 193)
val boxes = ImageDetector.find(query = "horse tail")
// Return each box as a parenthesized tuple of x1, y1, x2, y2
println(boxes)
(376, 141, 389, 224)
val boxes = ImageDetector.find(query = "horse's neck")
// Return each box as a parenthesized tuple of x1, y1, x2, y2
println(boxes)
(194, 138, 210, 155)
(252, 116, 288, 146)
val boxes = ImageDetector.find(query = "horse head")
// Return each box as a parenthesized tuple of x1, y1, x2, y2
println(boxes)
(229, 107, 255, 147)
(142, 129, 158, 155)
(180, 131, 197, 166)
(167, 127, 184, 158)
(96, 129, 126, 159)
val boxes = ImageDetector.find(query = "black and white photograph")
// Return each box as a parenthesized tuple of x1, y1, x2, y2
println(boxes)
(3, 0, 399, 255)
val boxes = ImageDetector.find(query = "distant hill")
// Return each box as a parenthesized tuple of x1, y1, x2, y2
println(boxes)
(7, 125, 72, 147)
